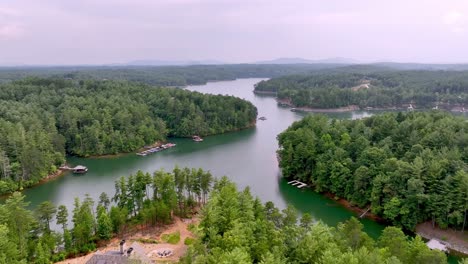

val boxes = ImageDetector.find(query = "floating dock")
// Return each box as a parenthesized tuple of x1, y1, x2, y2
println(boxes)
(136, 143, 176, 156)
(59, 165, 88, 174)
(287, 180, 308, 189)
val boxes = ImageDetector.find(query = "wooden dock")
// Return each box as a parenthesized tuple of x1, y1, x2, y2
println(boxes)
(287, 180, 308, 189)
(359, 207, 371, 218)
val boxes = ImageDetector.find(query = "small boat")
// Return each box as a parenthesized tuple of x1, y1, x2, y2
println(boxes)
(73, 165, 88, 174)
(192, 135, 204, 142)
(258, 116, 267, 121)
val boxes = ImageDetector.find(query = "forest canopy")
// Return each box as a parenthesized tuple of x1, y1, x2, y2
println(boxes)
(0, 170, 452, 263)
(254, 71, 468, 109)
(181, 177, 449, 264)
(0, 64, 343, 86)
(277, 111, 468, 231)
(0, 78, 257, 194)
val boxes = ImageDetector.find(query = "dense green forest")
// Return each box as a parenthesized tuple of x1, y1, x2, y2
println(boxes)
(254, 71, 468, 109)
(0, 78, 256, 194)
(0, 169, 456, 263)
(277, 111, 468, 231)
(0, 167, 214, 263)
(181, 177, 450, 264)
(0, 64, 342, 86)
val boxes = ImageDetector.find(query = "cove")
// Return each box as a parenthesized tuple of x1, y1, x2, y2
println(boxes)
(23, 78, 385, 237)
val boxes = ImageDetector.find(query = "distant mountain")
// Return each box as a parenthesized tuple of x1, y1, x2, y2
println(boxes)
(126, 59, 226, 66)
(254, 57, 359, 65)
(372, 62, 468, 71)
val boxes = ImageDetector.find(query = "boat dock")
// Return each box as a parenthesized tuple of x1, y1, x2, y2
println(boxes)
(136, 143, 176, 156)
(59, 165, 88, 174)
(288, 180, 308, 189)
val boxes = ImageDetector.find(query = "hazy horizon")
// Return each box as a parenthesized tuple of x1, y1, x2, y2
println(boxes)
(1, 0, 468, 65)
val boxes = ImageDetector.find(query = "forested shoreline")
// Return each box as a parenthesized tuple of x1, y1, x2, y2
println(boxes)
(0, 169, 456, 263)
(0, 167, 214, 263)
(182, 177, 451, 263)
(255, 71, 468, 109)
(0, 78, 257, 194)
(277, 111, 468, 232)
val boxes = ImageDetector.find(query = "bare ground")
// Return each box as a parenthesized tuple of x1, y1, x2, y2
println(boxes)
(416, 221, 468, 256)
(55, 216, 198, 264)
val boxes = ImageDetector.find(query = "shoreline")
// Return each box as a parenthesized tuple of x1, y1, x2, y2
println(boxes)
(253, 90, 277, 95)
(319, 188, 468, 256)
(416, 222, 468, 256)
(274, 97, 468, 113)
(0, 169, 68, 198)
(321, 192, 385, 223)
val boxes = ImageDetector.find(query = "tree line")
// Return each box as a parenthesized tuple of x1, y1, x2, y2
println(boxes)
(181, 177, 453, 264)
(0, 167, 213, 263)
(254, 70, 468, 109)
(0, 78, 256, 194)
(277, 111, 468, 231)
(0, 64, 342, 86)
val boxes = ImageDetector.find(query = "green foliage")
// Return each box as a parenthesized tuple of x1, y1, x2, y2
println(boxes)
(35, 201, 57, 233)
(184, 237, 195, 245)
(0, 64, 339, 86)
(0, 78, 256, 194)
(186, 178, 448, 264)
(278, 112, 468, 230)
(135, 237, 158, 244)
(161, 231, 181, 244)
(96, 206, 113, 241)
(255, 70, 468, 109)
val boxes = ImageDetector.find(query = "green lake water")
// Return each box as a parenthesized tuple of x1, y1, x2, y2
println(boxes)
(21, 78, 465, 262)
(23, 78, 383, 236)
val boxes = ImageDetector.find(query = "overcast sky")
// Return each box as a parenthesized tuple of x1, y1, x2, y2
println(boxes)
(1, 0, 468, 65)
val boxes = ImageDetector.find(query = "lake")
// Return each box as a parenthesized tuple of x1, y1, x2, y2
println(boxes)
(20, 78, 410, 238)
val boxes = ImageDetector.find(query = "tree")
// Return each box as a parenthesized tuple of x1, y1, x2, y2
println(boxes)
(36, 201, 57, 233)
(98, 192, 110, 212)
(378, 226, 408, 262)
(0, 192, 36, 259)
(56, 205, 69, 232)
(97, 206, 113, 240)
(0, 225, 21, 263)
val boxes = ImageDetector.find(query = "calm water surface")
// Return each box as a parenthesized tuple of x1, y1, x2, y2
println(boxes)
(25, 78, 468, 244)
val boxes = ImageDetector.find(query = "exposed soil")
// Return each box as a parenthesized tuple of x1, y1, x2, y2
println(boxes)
(322, 192, 385, 222)
(416, 221, 468, 256)
(55, 216, 198, 264)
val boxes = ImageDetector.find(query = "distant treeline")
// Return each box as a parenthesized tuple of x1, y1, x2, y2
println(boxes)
(254, 70, 468, 109)
(0, 64, 343, 86)
(0, 78, 256, 194)
(277, 112, 468, 231)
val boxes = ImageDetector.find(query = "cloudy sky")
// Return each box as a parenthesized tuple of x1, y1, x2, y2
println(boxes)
(1, 0, 468, 65)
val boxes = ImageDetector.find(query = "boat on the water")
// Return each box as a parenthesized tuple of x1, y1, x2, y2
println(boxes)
(258, 116, 267, 121)
(192, 135, 203, 142)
